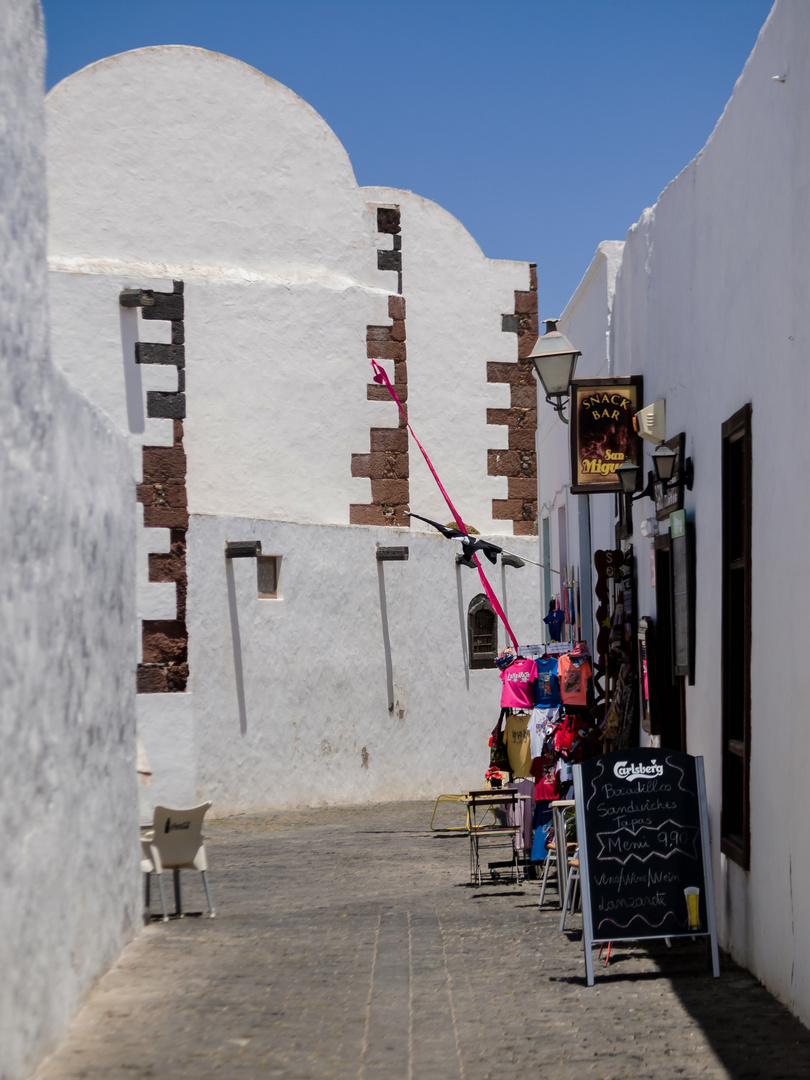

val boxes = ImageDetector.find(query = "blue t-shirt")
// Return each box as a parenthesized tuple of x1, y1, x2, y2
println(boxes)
(534, 656, 562, 707)
(544, 608, 566, 641)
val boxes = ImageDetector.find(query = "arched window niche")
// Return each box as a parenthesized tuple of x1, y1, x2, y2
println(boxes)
(468, 593, 498, 669)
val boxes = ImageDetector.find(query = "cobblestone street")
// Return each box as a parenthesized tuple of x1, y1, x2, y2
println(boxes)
(32, 802, 810, 1080)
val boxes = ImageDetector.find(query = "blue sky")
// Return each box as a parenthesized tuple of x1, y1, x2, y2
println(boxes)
(41, 0, 774, 317)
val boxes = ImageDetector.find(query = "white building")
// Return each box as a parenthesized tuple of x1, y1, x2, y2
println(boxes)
(537, 0, 810, 1028)
(44, 45, 545, 817)
(0, 3, 140, 1078)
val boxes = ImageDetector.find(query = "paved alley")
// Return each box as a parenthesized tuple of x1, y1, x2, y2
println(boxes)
(31, 802, 810, 1080)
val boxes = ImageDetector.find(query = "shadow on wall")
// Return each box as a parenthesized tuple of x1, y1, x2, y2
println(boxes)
(500, 562, 510, 625)
(120, 305, 145, 434)
(226, 560, 247, 734)
(377, 561, 395, 711)
(455, 563, 470, 690)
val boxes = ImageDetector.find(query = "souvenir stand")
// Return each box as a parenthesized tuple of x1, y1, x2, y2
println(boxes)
(482, 586, 602, 888)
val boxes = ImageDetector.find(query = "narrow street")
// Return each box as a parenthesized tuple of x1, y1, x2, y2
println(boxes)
(32, 802, 810, 1080)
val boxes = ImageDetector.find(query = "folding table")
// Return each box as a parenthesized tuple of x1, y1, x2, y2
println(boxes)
(463, 788, 531, 886)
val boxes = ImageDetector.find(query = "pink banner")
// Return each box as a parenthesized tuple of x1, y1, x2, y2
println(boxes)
(370, 360, 519, 649)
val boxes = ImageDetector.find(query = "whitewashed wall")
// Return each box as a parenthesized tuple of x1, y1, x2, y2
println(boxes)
(541, 0, 810, 1029)
(45, 46, 543, 819)
(362, 186, 530, 536)
(611, 0, 810, 1024)
(0, 4, 139, 1078)
(536, 242, 624, 643)
(188, 517, 542, 811)
(46, 46, 393, 527)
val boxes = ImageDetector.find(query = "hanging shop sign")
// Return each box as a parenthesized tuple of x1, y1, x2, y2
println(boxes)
(569, 377, 643, 494)
(654, 432, 686, 521)
(574, 747, 719, 986)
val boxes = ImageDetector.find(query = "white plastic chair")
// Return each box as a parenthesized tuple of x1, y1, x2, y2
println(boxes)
(141, 803, 215, 922)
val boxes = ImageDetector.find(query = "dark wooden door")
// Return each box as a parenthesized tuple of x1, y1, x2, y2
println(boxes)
(654, 537, 687, 751)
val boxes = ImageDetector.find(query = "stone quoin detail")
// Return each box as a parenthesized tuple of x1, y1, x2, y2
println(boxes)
(487, 263, 539, 535)
(125, 281, 190, 693)
(350, 206, 409, 527)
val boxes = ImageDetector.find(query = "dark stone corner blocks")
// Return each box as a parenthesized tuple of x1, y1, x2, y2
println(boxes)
(488, 264, 539, 535)
(131, 282, 190, 694)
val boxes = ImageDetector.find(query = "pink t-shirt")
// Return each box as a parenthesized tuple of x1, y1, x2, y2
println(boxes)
(499, 658, 538, 709)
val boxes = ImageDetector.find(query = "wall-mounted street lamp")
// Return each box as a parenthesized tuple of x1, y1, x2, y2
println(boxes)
(618, 446, 694, 500)
(616, 460, 655, 501)
(651, 443, 676, 482)
(651, 442, 694, 490)
(527, 319, 581, 425)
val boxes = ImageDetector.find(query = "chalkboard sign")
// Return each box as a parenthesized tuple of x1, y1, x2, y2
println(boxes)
(574, 748, 719, 985)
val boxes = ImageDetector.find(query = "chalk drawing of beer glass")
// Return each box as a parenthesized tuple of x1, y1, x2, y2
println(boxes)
(684, 886, 701, 930)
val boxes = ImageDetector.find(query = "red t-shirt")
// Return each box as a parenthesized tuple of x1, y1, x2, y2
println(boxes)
(499, 658, 537, 709)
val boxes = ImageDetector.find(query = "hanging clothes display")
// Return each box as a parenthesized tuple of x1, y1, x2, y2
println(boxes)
(504, 778, 535, 850)
(499, 655, 538, 711)
(534, 655, 562, 707)
(504, 712, 533, 777)
(529, 705, 561, 760)
(558, 649, 592, 707)
(543, 600, 565, 642)
(477, 638, 602, 879)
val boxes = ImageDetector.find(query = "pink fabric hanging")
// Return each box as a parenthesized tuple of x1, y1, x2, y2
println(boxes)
(370, 360, 519, 649)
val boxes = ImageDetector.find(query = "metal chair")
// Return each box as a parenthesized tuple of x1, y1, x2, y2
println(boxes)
(538, 805, 577, 908)
(431, 794, 469, 832)
(559, 851, 581, 930)
(465, 789, 525, 886)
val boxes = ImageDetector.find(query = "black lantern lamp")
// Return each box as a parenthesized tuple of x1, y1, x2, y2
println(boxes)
(651, 443, 676, 482)
(528, 319, 581, 424)
(616, 460, 641, 496)
(651, 442, 694, 490)
(617, 459, 657, 501)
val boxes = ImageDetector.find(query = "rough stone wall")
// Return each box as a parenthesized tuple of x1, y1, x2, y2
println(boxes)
(487, 264, 539, 534)
(350, 207, 410, 527)
(133, 282, 190, 692)
(0, 3, 139, 1076)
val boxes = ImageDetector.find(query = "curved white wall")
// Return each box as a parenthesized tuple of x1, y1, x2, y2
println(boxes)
(47, 49, 532, 531)
(45, 44, 543, 828)
(46, 46, 370, 280)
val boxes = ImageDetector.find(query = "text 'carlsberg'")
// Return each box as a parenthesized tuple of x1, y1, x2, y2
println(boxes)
(614, 760, 665, 783)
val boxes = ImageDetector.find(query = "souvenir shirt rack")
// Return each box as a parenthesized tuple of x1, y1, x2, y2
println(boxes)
(518, 642, 576, 658)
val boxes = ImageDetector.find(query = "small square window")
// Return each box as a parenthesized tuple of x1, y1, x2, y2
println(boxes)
(257, 556, 280, 598)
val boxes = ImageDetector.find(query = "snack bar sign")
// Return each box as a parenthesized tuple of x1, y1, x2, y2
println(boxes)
(569, 377, 643, 494)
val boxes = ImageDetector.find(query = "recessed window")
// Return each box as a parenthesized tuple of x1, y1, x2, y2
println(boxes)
(257, 556, 280, 599)
(468, 593, 497, 669)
